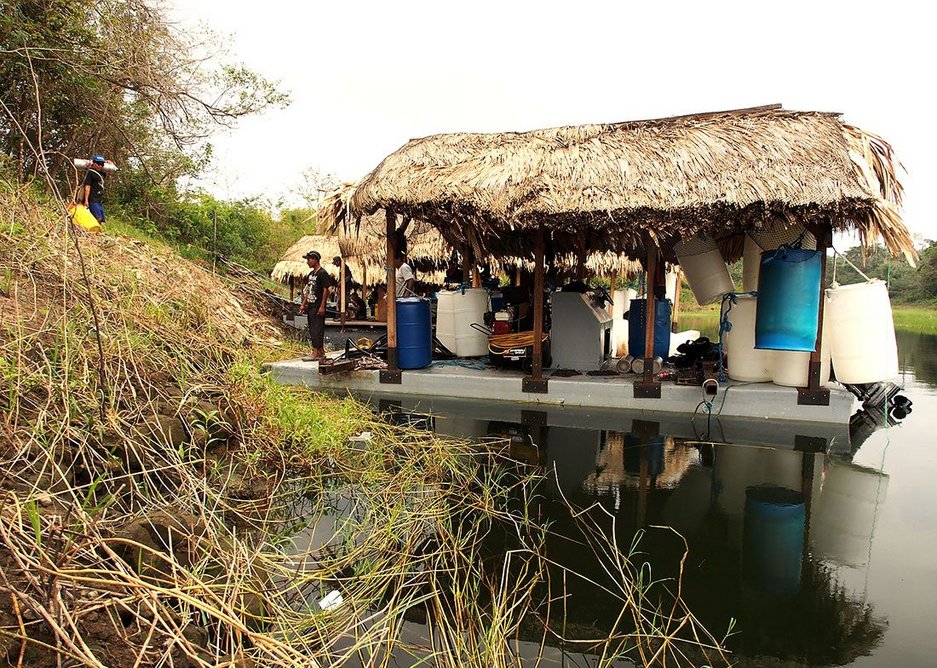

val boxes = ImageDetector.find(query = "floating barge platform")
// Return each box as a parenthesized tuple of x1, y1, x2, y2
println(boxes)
(263, 358, 855, 426)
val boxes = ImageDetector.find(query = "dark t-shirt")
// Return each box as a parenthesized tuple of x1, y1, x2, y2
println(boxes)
(304, 267, 333, 311)
(83, 169, 105, 203)
(336, 265, 353, 289)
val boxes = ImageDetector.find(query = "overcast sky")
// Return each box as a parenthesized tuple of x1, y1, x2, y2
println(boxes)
(171, 0, 934, 241)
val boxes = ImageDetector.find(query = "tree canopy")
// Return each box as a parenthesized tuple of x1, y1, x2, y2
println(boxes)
(0, 0, 287, 189)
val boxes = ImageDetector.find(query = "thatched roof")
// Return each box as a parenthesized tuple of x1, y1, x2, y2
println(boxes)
(321, 185, 642, 279)
(339, 105, 916, 265)
(270, 235, 352, 284)
(271, 234, 447, 286)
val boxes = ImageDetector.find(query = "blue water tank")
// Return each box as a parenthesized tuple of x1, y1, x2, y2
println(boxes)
(628, 299, 671, 359)
(742, 485, 805, 596)
(396, 298, 432, 369)
(755, 248, 822, 351)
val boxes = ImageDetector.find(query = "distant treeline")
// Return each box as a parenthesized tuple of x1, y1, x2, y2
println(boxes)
(827, 241, 937, 304)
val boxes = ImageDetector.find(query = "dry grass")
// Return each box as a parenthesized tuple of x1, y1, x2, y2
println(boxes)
(0, 180, 731, 667)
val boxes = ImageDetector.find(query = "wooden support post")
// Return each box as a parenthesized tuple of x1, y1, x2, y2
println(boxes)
(523, 225, 549, 393)
(671, 269, 682, 333)
(362, 265, 369, 319)
(381, 209, 401, 383)
(798, 225, 831, 405)
(576, 231, 587, 281)
(339, 257, 347, 329)
(514, 266, 521, 287)
(462, 245, 472, 285)
(472, 266, 481, 288)
(609, 270, 618, 294)
(289, 276, 294, 302)
(635, 247, 662, 398)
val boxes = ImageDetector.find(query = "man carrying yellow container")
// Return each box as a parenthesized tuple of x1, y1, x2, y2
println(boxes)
(80, 155, 108, 223)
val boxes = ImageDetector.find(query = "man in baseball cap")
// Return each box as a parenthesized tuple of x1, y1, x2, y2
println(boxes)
(81, 154, 108, 223)
(299, 250, 331, 360)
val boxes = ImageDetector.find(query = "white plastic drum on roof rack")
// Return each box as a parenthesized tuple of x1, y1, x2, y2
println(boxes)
(674, 234, 734, 305)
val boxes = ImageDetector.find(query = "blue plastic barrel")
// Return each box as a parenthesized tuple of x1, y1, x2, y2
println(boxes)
(489, 292, 504, 313)
(755, 248, 822, 351)
(628, 299, 671, 359)
(396, 298, 432, 369)
(742, 485, 805, 596)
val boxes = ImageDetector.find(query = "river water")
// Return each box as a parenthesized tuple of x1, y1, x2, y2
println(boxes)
(358, 325, 936, 667)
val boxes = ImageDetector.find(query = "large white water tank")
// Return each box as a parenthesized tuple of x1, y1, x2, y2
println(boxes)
(742, 234, 761, 292)
(453, 288, 490, 356)
(436, 291, 457, 353)
(724, 295, 772, 382)
(770, 306, 831, 387)
(826, 280, 899, 384)
(675, 236, 735, 305)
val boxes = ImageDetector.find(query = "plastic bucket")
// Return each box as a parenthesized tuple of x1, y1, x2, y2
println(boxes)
(755, 248, 822, 351)
(675, 236, 735, 305)
(396, 298, 432, 369)
(628, 299, 671, 359)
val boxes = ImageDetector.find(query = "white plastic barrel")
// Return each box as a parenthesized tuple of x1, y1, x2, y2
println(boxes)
(73, 158, 118, 172)
(435, 291, 457, 353)
(675, 237, 735, 305)
(453, 288, 489, 356)
(724, 295, 772, 382)
(742, 234, 761, 292)
(770, 305, 831, 387)
(665, 269, 679, 302)
(826, 280, 899, 384)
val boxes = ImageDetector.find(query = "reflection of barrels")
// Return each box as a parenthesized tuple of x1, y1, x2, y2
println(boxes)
(743, 485, 805, 596)
(624, 435, 665, 477)
(813, 460, 889, 567)
(755, 248, 822, 352)
(396, 298, 432, 369)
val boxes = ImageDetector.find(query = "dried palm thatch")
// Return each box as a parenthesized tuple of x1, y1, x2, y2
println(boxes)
(322, 185, 643, 279)
(335, 210, 451, 271)
(341, 105, 917, 266)
(270, 235, 354, 284)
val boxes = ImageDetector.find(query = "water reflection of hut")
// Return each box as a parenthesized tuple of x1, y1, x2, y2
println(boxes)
(583, 433, 700, 495)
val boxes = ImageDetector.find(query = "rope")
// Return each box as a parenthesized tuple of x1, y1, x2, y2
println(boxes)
(831, 247, 873, 283)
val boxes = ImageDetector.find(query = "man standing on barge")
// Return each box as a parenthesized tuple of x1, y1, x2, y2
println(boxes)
(299, 250, 332, 361)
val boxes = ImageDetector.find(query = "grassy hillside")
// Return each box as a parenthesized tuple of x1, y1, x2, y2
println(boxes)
(0, 186, 728, 666)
